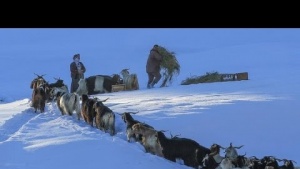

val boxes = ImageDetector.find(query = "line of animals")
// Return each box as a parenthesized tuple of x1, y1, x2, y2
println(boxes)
(29, 72, 297, 169)
(30, 69, 139, 113)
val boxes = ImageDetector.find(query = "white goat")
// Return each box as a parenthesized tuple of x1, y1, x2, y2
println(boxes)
(120, 69, 139, 90)
(52, 87, 81, 120)
(220, 157, 235, 169)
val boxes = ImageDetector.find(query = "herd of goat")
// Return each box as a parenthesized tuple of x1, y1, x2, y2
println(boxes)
(29, 72, 297, 169)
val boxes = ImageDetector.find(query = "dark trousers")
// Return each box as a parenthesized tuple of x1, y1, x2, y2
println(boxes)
(147, 72, 161, 85)
(70, 78, 80, 93)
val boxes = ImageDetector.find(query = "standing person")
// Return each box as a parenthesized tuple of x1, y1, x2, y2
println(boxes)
(146, 44, 164, 89)
(70, 54, 86, 93)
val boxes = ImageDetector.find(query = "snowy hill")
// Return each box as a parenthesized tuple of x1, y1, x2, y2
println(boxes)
(1, 28, 300, 169)
(1, 82, 299, 169)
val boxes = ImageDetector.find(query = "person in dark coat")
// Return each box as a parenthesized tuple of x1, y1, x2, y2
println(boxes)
(70, 54, 86, 93)
(146, 44, 164, 89)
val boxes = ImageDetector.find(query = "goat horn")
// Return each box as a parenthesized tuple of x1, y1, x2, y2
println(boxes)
(249, 156, 258, 160)
(34, 73, 42, 77)
(234, 145, 244, 149)
(169, 131, 181, 138)
(220, 145, 226, 149)
(170, 132, 181, 138)
(160, 130, 168, 133)
(241, 152, 247, 157)
(171, 134, 181, 138)
(34, 73, 46, 78)
(121, 68, 129, 72)
(282, 159, 297, 163)
(100, 98, 109, 102)
(128, 111, 139, 114)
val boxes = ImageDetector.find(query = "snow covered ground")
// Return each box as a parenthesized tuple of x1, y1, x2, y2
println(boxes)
(0, 28, 299, 169)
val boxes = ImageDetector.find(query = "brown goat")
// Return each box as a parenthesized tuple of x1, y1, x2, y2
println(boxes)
(81, 94, 97, 127)
(32, 85, 46, 113)
(30, 74, 46, 90)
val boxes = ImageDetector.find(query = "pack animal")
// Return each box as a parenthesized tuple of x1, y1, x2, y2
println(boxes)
(48, 78, 68, 100)
(30, 73, 47, 90)
(279, 159, 296, 169)
(30, 73, 47, 105)
(156, 131, 210, 168)
(53, 88, 81, 120)
(111, 74, 123, 84)
(120, 69, 139, 90)
(131, 123, 163, 157)
(93, 99, 115, 136)
(201, 143, 225, 169)
(224, 142, 244, 160)
(31, 84, 47, 113)
(119, 112, 153, 143)
(76, 75, 118, 96)
(81, 94, 98, 127)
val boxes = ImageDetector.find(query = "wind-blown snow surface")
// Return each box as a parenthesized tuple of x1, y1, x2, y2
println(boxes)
(0, 28, 300, 169)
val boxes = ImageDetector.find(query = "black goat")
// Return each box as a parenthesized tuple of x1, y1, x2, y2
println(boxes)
(156, 131, 209, 169)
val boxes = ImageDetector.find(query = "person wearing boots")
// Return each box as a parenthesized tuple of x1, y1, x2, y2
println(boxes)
(70, 53, 86, 93)
(146, 44, 164, 89)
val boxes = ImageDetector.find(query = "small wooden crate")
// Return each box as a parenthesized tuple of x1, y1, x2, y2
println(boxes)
(112, 84, 126, 92)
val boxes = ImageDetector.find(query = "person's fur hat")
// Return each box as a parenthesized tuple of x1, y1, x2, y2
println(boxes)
(73, 54, 80, 60)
